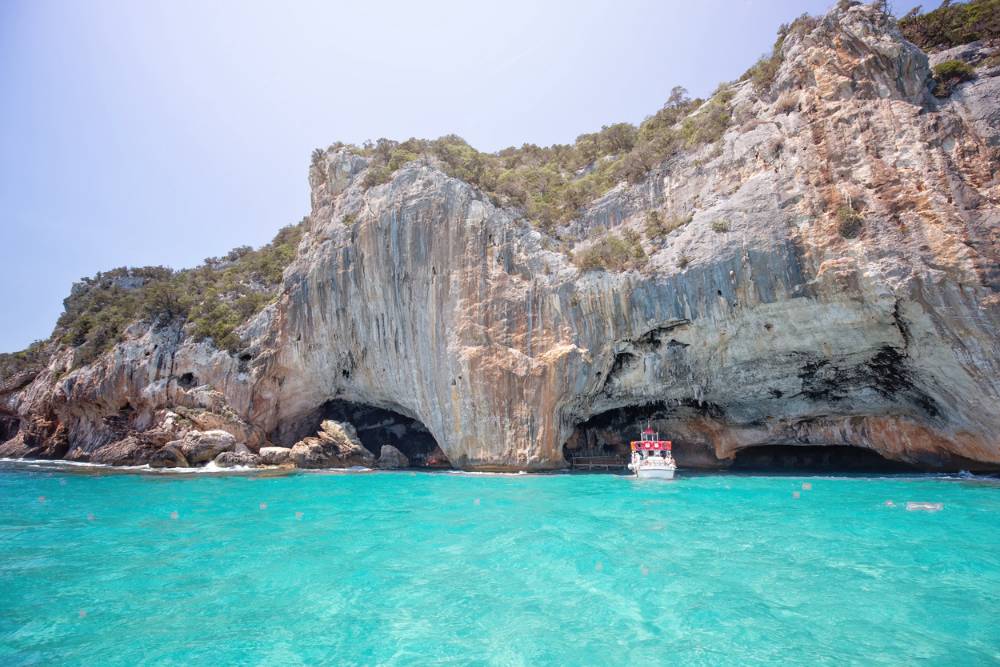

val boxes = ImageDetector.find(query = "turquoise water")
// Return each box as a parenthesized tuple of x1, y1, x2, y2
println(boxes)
(1, 464, 998, 665)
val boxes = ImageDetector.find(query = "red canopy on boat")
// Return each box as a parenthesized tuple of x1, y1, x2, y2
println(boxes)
(630, 440, 672, 451)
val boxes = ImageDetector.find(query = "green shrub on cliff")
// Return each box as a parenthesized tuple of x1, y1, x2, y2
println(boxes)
(899, 0, 1000, 51)
(836, 205, 864, 238)
(645, 210, 693, 240)
(931, 59, 977, 95)
(572, 230, 646, 272)
(711, 219, 730, 233)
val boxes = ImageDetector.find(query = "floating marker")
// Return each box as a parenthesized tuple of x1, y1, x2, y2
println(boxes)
(170, 511, 179, 520)
(792, 491, 801, 499)
(802, 482, 812, 491)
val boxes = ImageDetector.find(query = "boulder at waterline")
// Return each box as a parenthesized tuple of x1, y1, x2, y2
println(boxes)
(149, 444, 189, 468)
(377, 445, 409, 469)
(290, 420, 375, 468)
(213, 450, 259, 468)
(178, 430, 237, 465)
(258, 447, 293, 466)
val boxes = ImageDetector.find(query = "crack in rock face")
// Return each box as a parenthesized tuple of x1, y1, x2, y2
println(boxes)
(3, 4, 1000, 471)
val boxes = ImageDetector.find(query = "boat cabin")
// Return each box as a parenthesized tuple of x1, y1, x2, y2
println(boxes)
(630, 427, 672, 459)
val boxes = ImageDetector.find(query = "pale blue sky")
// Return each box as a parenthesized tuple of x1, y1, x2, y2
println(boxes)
(1, 0, 921, 352)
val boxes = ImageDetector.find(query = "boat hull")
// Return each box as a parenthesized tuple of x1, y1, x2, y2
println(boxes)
(635, 467, 676, 480)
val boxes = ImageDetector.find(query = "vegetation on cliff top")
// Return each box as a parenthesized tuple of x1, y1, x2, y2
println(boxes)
(345, 83, 733, 232)
(739, 13, 820, 95)
(35, 220, 307, 370)
(898, 0, 1000, 51)
(0, 340, 50, 383)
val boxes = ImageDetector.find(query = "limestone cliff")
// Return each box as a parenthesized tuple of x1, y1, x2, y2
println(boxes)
(2, 4, 999, 470)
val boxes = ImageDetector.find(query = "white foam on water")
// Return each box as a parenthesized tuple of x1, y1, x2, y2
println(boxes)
(906, 501, 943, 512)
(0, 457, 267, 475)
(0, 457, 146, 471)
(302, 466, 374, 474)
(444, 469, 535, 477)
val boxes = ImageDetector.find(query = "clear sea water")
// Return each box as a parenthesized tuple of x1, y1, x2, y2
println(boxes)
(1, 463, 998, 666)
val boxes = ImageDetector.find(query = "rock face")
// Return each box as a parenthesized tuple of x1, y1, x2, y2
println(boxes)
(290, 420, 375, 468)
(258, 447, 292, 466)
(214, 450, 259, 468)
(1, 5, 999, 471)
(377, 445, 409, 469)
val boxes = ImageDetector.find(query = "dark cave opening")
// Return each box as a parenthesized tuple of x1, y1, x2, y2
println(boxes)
(563, 402, 725, 470)
(281, 400, 450, 468)
(730, 444, 920, 472)
(0, 414, 20, 444)
(563, 405, 656, 465)
(564, 402, 946, 472)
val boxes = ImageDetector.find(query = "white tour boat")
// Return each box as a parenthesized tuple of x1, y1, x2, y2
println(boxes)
(628, 425, 677, 479)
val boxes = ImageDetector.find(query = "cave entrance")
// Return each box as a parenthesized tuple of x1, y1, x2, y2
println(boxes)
(306, 400, 450, 468)
(563, 403, 677, 471)
(0, 413, 19, 444)
(565, 403, 928, 472)
(730, 444, 920, 472)
(0, 404, 20, 444)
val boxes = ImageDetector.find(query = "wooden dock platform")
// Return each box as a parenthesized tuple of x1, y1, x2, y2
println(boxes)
(569, 456, 627, 471)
